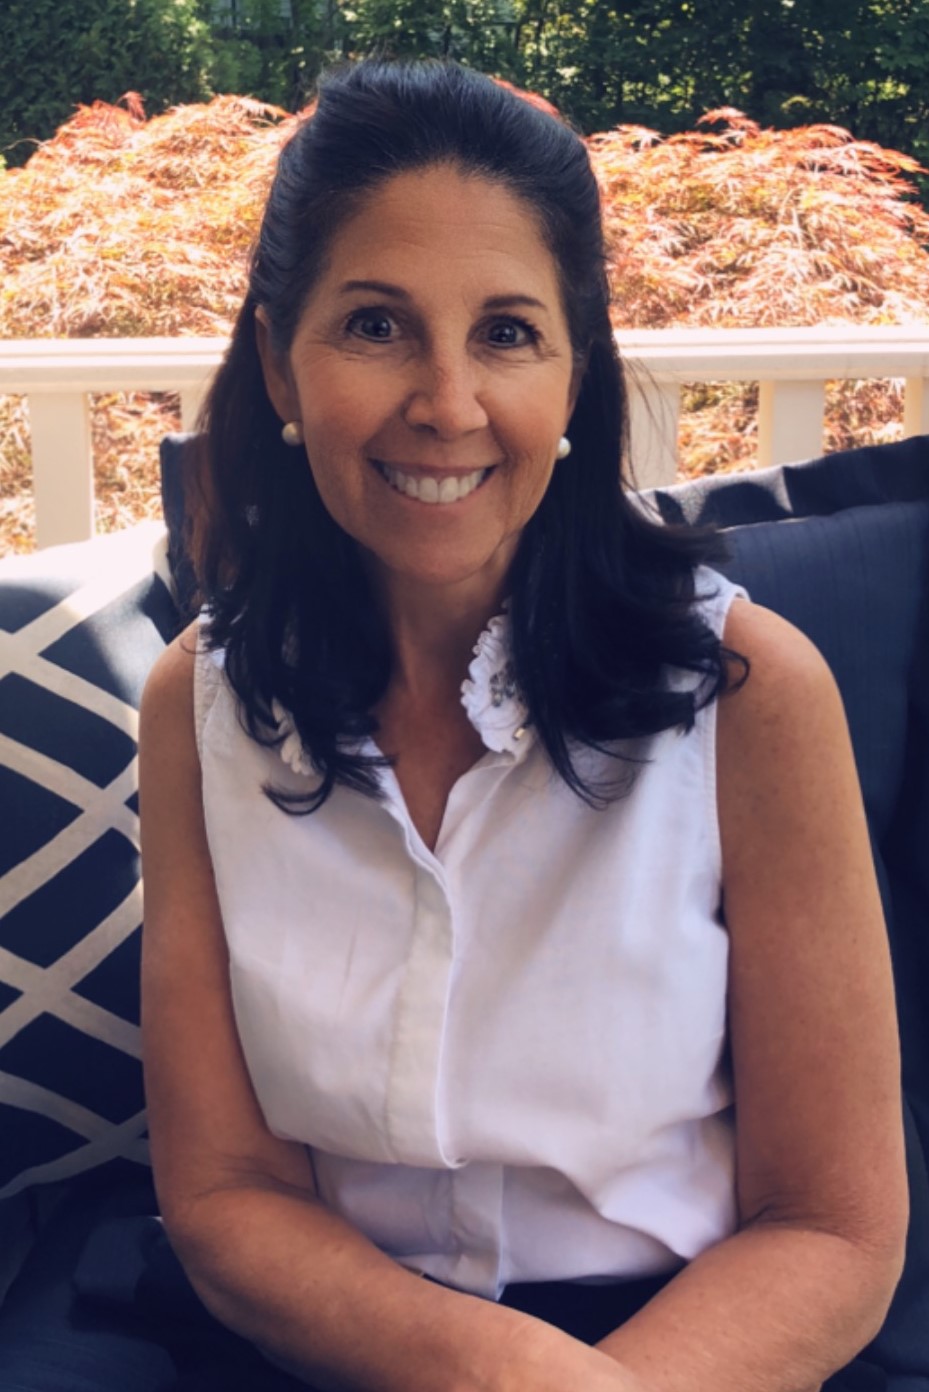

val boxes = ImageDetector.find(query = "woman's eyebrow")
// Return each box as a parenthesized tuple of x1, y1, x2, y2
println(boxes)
(337, 280, 548, 314)
(338, 279, 409, 299)
(482, 293, 548, 312)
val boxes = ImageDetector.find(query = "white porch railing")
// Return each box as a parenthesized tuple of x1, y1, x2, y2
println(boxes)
(1, 338, 219, 550)
(2, 326, 928, 549)
(621, 325, 929, 489)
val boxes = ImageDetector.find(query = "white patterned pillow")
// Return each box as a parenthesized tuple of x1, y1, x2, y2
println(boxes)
(0, 523, 177, 1203)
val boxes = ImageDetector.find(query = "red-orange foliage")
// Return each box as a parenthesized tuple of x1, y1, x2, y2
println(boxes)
(2, 98, 928, 550)
(587, 111, 929, 476)
(0, 94, 293, 339)
(589, 111, 929, 328)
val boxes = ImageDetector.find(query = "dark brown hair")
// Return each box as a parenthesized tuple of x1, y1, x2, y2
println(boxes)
(194, 58, 741, 812)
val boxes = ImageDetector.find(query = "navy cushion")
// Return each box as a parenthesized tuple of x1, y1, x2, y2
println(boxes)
(0, 526, 179, 1207)
(649, 434, 929, 526)
(648, 440, 929, 1065)
(722, 501, 928, 840)
(0, 1162, 311, 1390)
(650, 436, 929, 1387)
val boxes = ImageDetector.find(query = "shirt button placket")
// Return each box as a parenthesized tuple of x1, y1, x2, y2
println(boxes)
(385, 860, 457, 1167)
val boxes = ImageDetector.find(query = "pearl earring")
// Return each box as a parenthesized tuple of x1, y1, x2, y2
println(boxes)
(281, 421, 304, 447)
(556, 435, 572, 460)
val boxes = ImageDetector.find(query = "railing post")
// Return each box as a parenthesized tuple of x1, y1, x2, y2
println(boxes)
(626, 376, 681, 488)
(757, 380, 826, 467)
(903, 377, 929, 437)
(27, 392, 94, 548)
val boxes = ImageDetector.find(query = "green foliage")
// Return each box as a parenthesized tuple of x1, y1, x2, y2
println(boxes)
(0, 0, 213, 165)
(205, 0, 327, 110)
(344, 0, 519, 69)
(493, 0, 929, 176)
(338, 0, 929, 185)
(2, 0, 928, 194)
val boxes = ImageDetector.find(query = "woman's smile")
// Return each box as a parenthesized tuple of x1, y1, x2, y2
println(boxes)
(371, 459, 496, 505)
(257, 163, 580, 599)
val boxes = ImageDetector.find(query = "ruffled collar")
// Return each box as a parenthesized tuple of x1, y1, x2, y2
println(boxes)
(273, 608, 531, 776)
(459, 607, 532, 757)
(271, 699, 316, 778)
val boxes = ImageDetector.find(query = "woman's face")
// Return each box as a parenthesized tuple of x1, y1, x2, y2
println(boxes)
(258, 164, 581, 600)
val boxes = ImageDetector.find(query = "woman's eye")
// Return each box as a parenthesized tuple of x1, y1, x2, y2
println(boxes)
(347, 312, 395, 341)
(486, 318, 538, 347)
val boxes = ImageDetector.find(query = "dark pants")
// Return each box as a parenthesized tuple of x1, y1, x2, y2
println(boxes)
(0, 1167, 887, 1391)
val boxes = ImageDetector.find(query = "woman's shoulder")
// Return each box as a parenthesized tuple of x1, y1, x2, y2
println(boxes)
(717, 598, 848, 803)
(143, 618, 200, 696)
(143, 615, 237, 767)
(140, 618, 203, 743)
(721, 598, 837, 702)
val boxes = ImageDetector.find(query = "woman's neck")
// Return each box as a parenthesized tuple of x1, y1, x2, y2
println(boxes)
(376, 570, 507, 706)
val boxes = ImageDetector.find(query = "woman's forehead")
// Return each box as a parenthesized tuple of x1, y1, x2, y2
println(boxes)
(316, 166, 561, 302)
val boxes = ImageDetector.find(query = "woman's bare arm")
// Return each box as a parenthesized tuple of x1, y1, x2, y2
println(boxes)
(139, 631, 639, 1392)
(595, 600, 908, 1392)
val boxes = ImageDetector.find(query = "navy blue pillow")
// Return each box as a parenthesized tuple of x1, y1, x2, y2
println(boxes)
(651, 438, 929, 1387)
(0, 527, 179, 1203)
(719, 501, 929, 841)
(648, 441, 929, 1062)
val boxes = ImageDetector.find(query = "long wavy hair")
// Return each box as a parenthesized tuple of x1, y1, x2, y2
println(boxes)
(193, 58, 744, 812)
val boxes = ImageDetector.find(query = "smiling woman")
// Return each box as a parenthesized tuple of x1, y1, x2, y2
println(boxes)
(127, 58, 908, 1392)
(255, 165, 579, 599)
(192, 62, 733, 817)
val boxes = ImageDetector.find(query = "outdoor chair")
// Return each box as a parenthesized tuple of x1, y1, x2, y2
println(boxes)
(0, 432, 927, 1387)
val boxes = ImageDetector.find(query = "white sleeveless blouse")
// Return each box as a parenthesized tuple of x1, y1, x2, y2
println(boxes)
(195, 566, 746, 1300)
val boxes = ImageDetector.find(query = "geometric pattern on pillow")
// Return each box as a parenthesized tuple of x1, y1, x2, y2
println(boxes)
(0, 524, 178, 1199)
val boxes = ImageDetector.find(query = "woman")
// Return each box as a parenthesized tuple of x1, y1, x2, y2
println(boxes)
(139, 59, 907, 1391)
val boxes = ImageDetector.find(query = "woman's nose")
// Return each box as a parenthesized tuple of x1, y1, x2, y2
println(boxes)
(402, 353, 489, 439)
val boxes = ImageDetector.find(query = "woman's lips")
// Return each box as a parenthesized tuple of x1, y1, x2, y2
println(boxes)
(372, 460, 495, 503)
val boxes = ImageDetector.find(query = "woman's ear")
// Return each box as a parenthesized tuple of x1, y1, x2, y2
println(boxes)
(254, 306, 299, 425)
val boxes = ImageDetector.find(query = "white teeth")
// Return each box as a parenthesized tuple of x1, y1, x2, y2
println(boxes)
(378, 463, 489, 504)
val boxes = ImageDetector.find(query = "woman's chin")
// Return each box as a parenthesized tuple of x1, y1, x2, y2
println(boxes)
(363, 540, 517, 603)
